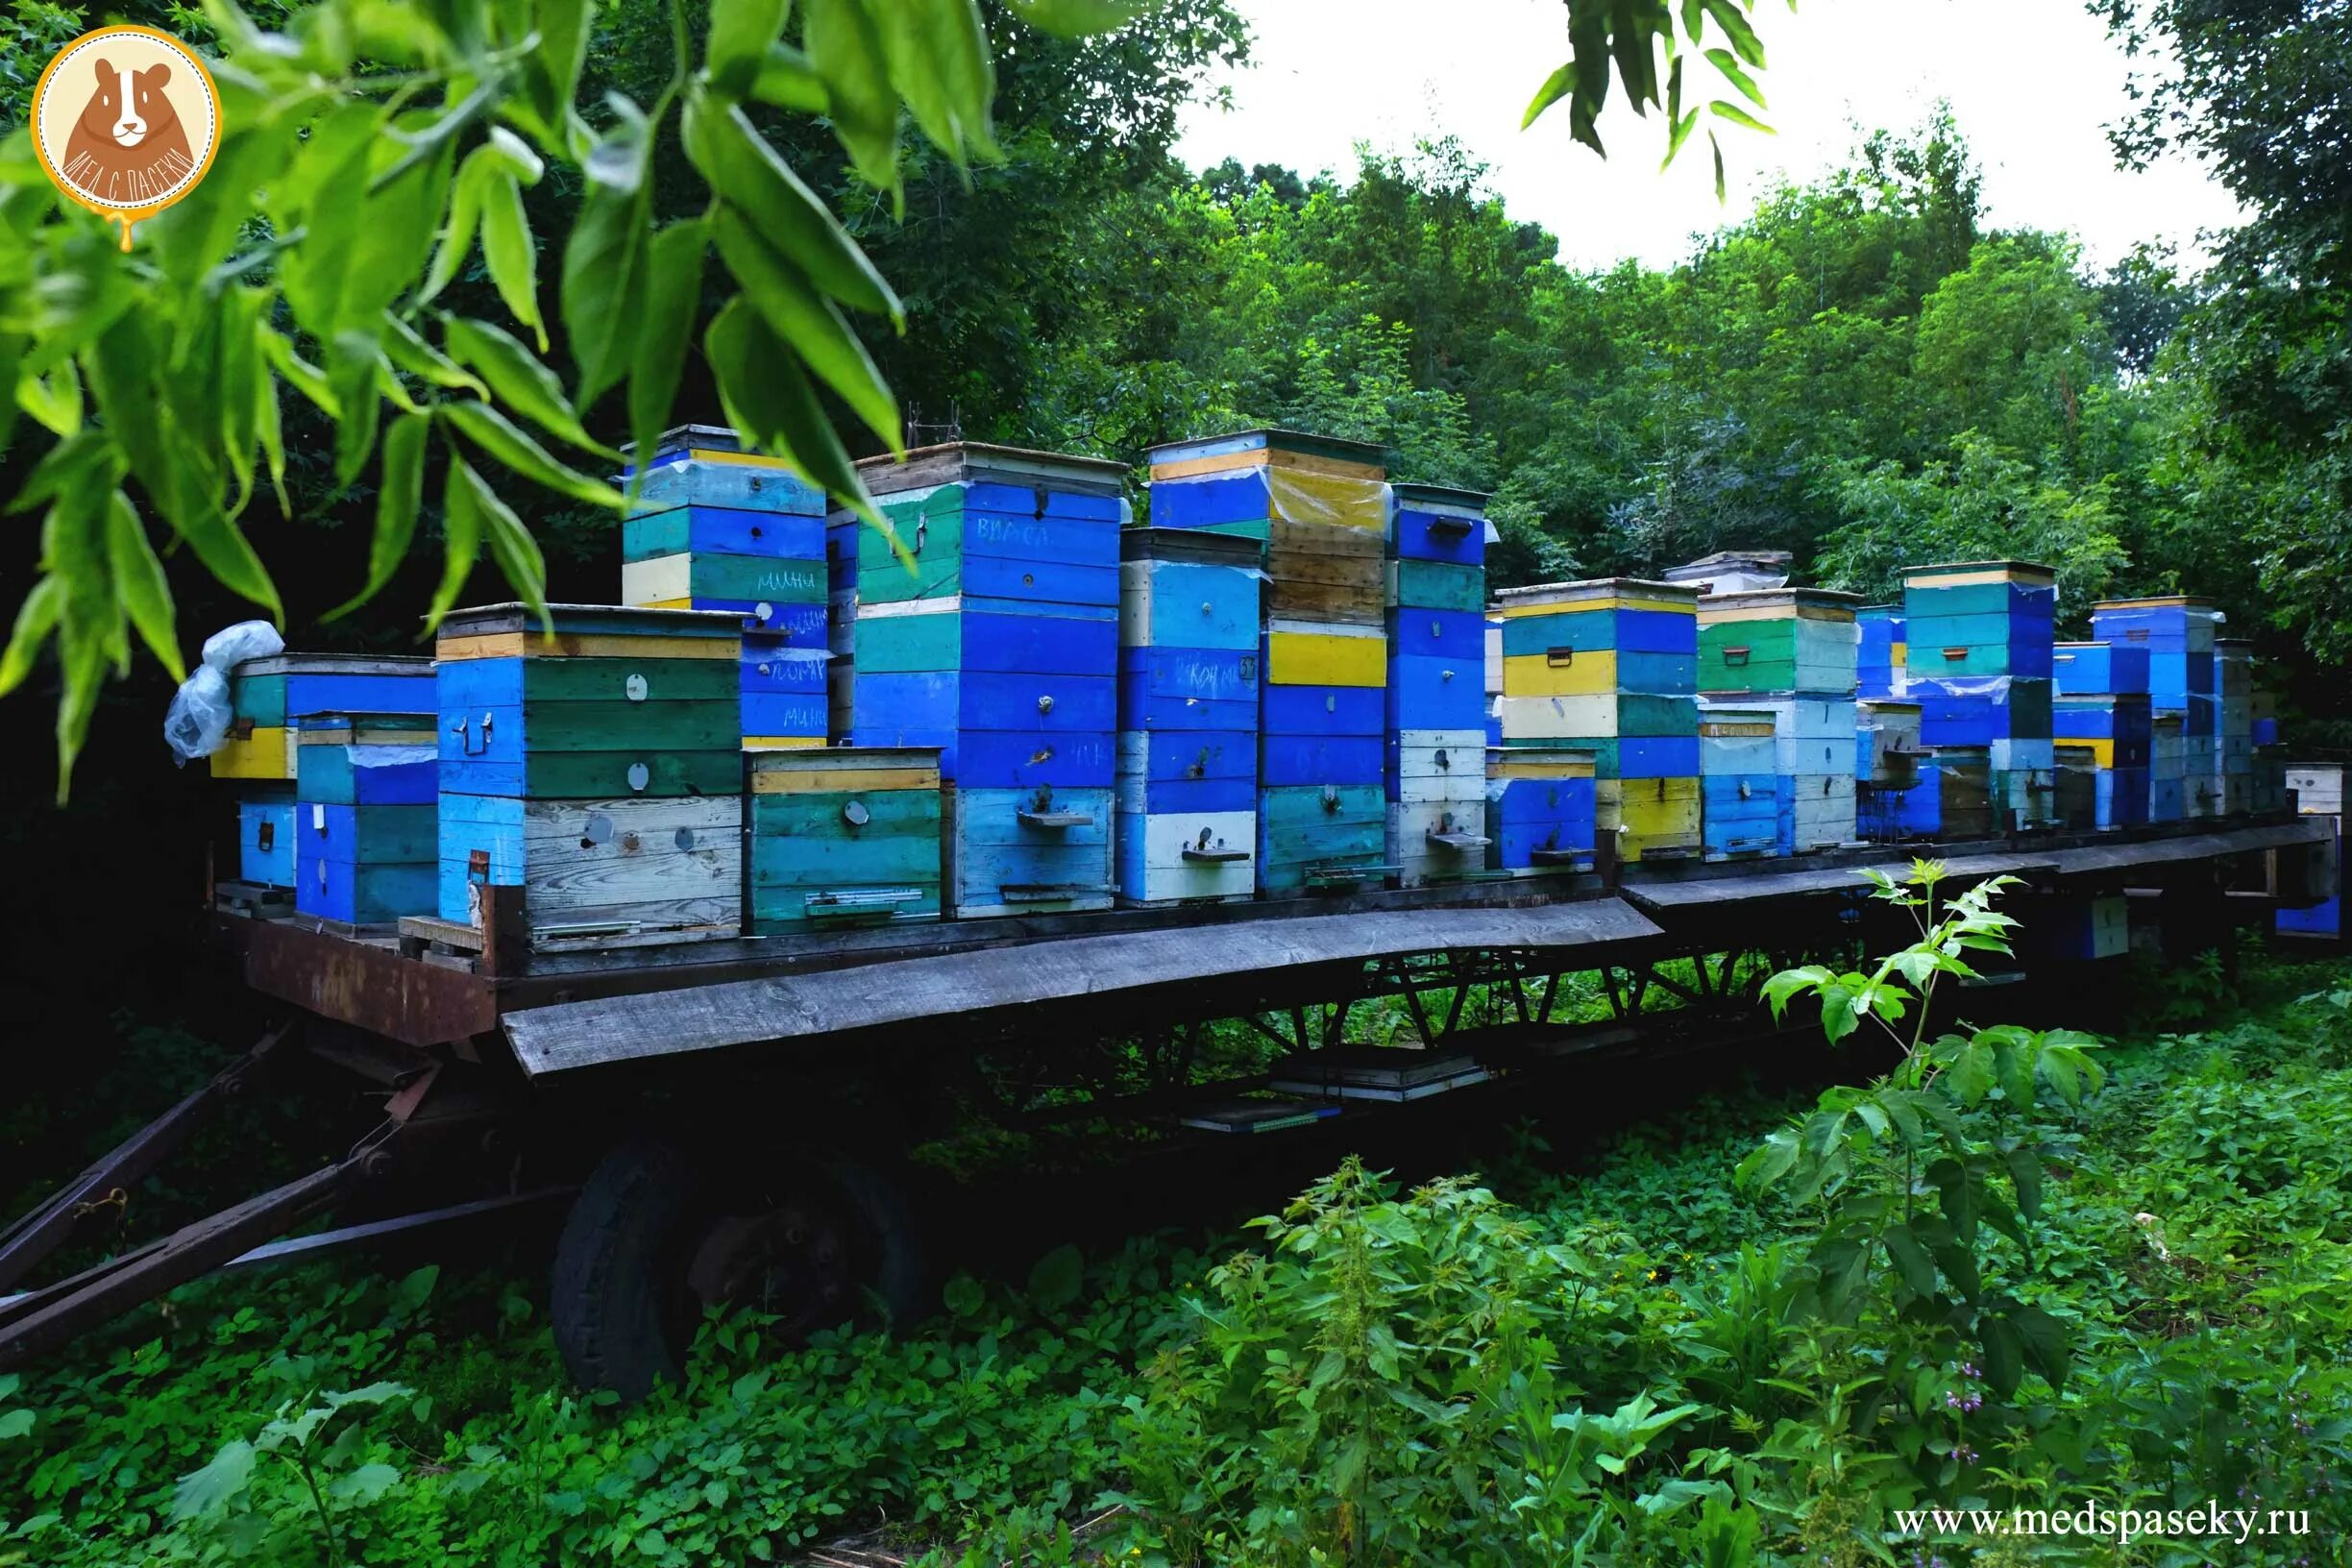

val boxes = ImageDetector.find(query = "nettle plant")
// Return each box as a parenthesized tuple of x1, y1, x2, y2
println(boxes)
(1741, 863, 2104, 1495)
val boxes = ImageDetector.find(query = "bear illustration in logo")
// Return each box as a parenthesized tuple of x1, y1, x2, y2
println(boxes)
(59, 56, 193, 205)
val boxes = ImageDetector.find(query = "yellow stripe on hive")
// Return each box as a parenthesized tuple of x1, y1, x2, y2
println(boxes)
(742, 736, 829, 751)
(434, 630, 742, 662)
(1487, 756, 1597, 780)
(1903, 567, 2057, 588)
(1266, 630, 1386, 687)
(209, 727, 296, 780)
(1502, 650, 1617, 698)
(1149, 447, 1386, 483)
(750, 765, 943, 794)
(1497, 597, 1697, 619)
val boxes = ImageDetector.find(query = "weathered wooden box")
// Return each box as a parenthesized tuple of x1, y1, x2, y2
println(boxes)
(213, 654, 436, 782)
(1385, 728, 1491, 887)
(1696, 587, 1861, 697)
(748, 747, 943, 933)
(1698, 705, 1779, 861)
(1857, 605, 1905, 698)
(1483, 747, 1597, 872)
(294, 713, 437, 926)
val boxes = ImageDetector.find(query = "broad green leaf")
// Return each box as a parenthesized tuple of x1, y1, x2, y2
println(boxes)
(275, 102, 377, 340)
(328, 1462, 400, 1505)
(1004, 0, 1138, 34)
(1521, 62, 1578, 132)
(0, 577, 62, 698)
(327, 410, 430, 622)
(1945, 1040, 1994, 1105)
(0, 1408, 31, 1439)
(453, 457, 551, 630)
(1978, 1311, 2023, 1399)
(479, 170, 546, 350)
(2007, 1304, 2070, 1391)
(628, 221, 710, 488)
(171, 1440, 256, 1521)
(260, 329, 341, 419)
(751, 43, 833, 112)
(1733, 1127, 1798, 1191)
(2004, 1146, 2045, 1219)
(1879, 1224, 1938, 1300)
(685, 93, 903, 324)
(1025, 1243, 1084, 1310)
(381, 312, 487, 397)
(799, 0, 903, 190)
(872, 0, 998, 163)
(1703, 47, 1765, 109)
(1928, 1157, 1977, 1244)
(1708, 100, 1773, 135)
(1817, 984, 1858, 1044)
(423, 148, 491, 304)
(560, 147, 651, 413)
(440, 402, 625, 510)
(104, 492, 182, 681)
(1702, 0, 1766, 66)
(707, 0, 793, 98)
(704, 297, 880, 526)
(17, 360, 82, 437)
(257, 362, 288, 516)
(442, 316, 614, 456)
(429, 446, 485, 632)
(218, 290, 265, 514)
(328, 331, 386, 491)
(711, 204, 901, 448)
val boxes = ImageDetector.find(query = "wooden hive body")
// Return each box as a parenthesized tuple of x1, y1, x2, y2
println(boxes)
(1384, 484, 1492, 887)
(1491, 580, 1700, 861)
(1482, 747, 1597, 873)
(1856, 604, 1905, 699)
(434, 604, 745, 947)
(618, 428, 830, 747)
(2091, 598, 2221, 820)
(747, 747, 943, 932)
(851, 444, 1126, 917)
(1904, 561, 2059, 829)
(294, 712, 438, 926)
(1115, 529, 1262, 906)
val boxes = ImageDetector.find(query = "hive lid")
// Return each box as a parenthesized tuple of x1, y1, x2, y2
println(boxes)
(1492, 577, 1700, 610)
(855, 441, 1129, 498)
(1694, 586, 1863, 622)
(1389, 481, 1491, 512)
(2092, 594, 2217, 611)
(233, 653, 434, 678)
(433, 602, 745, 641)
(1145, 428, 1385, 472)
(1901, 559, 2058, 584)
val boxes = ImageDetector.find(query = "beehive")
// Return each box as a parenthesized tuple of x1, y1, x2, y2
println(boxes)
(2149, 712, 2187, 822)
(2090, 597, 2219, 820)
(1857, 604, 1906, 699)
(826, 515, 858, 741)
(2215, 639, 2255, 816)
(2053, 694, 2152, 829)
(1904, 561, 2057, 830)
(1697, 588, 1861, 855)
(293, 713, 437, 925)
(851, 443, 1126, 917)
(1384, 485, 1492, 887)
(434, 604, 744, 947)
(618, 428, 831, 749)
(1482, 747, 1597, 873)
(1115, 528, 1262, 905)
(214, 654, 435, 889)
(747, 747, 943, 932)
(1697, 703, 1779, 861)
(2278, 760, 2343, 940)
(1492, 579, 1700, 862)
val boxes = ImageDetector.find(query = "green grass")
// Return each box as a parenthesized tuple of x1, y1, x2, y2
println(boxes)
(5, 950, 2350, 1565)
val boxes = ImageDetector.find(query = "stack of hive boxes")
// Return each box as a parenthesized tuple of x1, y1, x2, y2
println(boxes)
(1696, 587, 1861, 853)
(619, 429, 830, 751)
(2277, 763, 2343, 940)
(851, 444, 1127, 918)
(1857, 604, 1906, 698)
(826, 514, 858, 741)
(1483, 612, 1506, 746)
(2150, 713, 2188, 821)
(1145, 430, 1392, 894)
(2090, 597, 2217, 821)
(1114, 528, 1262, 905)
(293, 712, 437, 926)
(2052, 641, 2153, 830)
(747, 747, 943, 932)
(1903, 561, 2057, 832)
(1697, 706, 1779, 860)
(1384, 484, 1492, 886)
(2252, 684, 2288, 813)
(435, 604, 745, 947)
(214, 654, 436, 893)
(1491, 579, 1701, 863)
(2216, 639, 2255, 816)
(1855, 698, 1928, 842)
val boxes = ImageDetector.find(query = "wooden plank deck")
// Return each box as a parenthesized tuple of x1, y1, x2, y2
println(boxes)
(500, 898, 1665, 1076)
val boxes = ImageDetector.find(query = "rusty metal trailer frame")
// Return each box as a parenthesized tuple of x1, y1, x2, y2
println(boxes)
(1, 813, 2332, 1372)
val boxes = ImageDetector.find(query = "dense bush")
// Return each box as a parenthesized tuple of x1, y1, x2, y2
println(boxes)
(7, 936, 2352, 1565)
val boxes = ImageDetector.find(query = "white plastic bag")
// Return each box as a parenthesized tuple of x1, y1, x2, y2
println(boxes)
(163, 620, 287, 764)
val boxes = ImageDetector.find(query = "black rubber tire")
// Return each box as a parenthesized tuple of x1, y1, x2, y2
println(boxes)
(551, 1139, 932, 1399)
(551, 1137, 700, 1402)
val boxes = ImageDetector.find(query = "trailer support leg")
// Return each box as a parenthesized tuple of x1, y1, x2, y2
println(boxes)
(0, 1024, 294, 1294)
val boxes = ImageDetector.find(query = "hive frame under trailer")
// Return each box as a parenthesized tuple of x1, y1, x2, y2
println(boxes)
(0, 815, 2333, 1380)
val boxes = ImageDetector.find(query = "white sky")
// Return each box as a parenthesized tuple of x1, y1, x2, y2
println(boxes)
(1173, 0, 2246, 273)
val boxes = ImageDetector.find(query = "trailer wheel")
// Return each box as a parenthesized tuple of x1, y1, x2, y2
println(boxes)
(551, 1138, 928, 1399)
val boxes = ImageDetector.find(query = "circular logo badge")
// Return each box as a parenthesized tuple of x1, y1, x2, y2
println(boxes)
(31, 26, 221, 248)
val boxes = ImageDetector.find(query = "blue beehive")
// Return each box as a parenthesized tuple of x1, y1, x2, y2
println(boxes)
(1696, 587, 1862, 855)
(1115, 528, 1262, 905)
(294, 712, 438, 925)
(2090, 596, 2219, 820)
(434, 603, 746, 947)
(2278, 764, 2341, 939)
(852, 443, 1128, 917)
(2055, 694, 2152, 829)
(1484, 747, 1597, 871)
(1857, 605, 1905, 698)
(1697, 703, 1780, 860)
(1386, 484, 1492, 887)
(618, 426, 831, 750)
(826, 515, 858, 740)
(214, 654, 435, 890)
(1149, 430, 1393, 894)
(1903, 561, 2057, 830)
